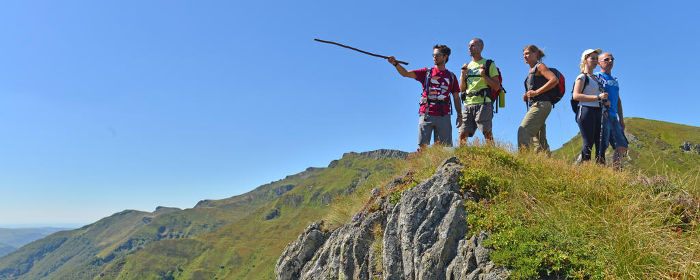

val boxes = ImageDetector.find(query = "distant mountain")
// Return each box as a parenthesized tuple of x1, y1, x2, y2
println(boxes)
(553, 117, 700, 185)
(0, 228, 69, 257)
(0, 149, 407, 280)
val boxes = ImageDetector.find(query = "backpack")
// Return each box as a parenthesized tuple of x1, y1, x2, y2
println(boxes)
(484, 59, 506, 113)
(524, 63, 565, 106)
(570, 76, 588, 115)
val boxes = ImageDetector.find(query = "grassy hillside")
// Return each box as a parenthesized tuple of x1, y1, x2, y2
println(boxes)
(96, 151, 405, 279)
(339, 144, 699, 279)
(0, 150, 405, 280)
(553, 118, 700, 187)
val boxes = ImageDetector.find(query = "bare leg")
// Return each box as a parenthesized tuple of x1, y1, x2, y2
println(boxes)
(483, 131, 494, 145)
(459, 131, 471, 147)
(613, 146, 627, 171)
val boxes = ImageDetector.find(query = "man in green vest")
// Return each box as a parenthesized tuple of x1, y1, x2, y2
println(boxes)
(459, 38, 500, 146)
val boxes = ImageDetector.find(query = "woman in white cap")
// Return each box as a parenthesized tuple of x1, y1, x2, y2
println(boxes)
(572, 49, 608, 163)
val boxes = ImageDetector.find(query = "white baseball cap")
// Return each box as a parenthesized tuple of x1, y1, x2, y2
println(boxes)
(581, 49, 602, 60)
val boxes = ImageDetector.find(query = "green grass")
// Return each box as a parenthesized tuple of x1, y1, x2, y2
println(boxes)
(440, 144, 698, 279)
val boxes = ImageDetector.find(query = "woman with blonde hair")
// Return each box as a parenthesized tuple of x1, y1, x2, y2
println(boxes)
(518, 45, 559, 153)
(572, 49, 608, 163)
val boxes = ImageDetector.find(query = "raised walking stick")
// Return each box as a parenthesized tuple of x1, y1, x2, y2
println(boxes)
(314, 38, 409, 65)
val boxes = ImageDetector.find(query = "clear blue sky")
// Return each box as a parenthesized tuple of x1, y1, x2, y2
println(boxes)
(1, 0, 698, 227)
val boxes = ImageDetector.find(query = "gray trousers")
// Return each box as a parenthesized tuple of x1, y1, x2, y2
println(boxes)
(418, 114, 452, 146)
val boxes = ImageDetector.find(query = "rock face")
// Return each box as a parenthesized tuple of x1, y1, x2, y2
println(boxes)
(275, 157, 508, 280)
(680, 141, 700, 154)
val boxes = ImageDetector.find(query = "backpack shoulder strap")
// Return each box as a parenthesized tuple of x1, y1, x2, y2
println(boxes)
(424, 67, 431, 92)
(485, 59, 494, 77)
(526, 62, 540, 91)
(578, 73, 590, 89)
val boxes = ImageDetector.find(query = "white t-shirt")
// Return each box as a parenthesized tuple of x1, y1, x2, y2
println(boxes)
(576, 73, 602, 107)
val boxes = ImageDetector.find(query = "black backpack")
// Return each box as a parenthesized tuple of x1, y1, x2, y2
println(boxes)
(570, 76, 587, 115)
(524, 62, 565, 106)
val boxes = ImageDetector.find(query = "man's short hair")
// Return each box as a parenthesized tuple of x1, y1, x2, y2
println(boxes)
(471, 38, 484, 48)
(433, 44, 451, 62)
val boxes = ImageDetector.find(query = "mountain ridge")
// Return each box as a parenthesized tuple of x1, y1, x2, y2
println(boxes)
(0, 149, 407, 280)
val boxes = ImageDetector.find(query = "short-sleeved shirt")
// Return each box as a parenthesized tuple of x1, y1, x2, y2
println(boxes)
(595, 72, 620, 115)
(463, 59, 499, 105)
(576, 73, 603, 107)
(413, 67, 459, 116)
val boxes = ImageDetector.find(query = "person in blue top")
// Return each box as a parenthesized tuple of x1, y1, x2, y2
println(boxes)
(596, 52, 628, 170)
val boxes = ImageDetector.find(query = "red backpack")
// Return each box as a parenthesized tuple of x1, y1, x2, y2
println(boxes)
(484, 59, 504, 102)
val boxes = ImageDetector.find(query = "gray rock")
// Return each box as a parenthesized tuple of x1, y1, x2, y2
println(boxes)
(264, 208, 280, 220)
(276, 157, 509, 280)
(680, 141, 700, 154)
(383, 157, 467, 280)
(275, 221, 330, 280)
(446, 232, 509, 280)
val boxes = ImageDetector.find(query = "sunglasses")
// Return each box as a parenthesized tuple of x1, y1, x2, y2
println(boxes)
(601, 58, 615, 62)
(432, 53, 445, 57)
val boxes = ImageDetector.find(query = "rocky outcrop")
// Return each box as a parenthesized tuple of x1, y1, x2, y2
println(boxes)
(275, 221, 331, 280)
(329, 149, 409, 168)
(680, 141, 700, 154)
(276, 157, 508, 280)
(264, 208, 280, 220)
(446, 232, 510, 280)
(357, 149, 409, 160)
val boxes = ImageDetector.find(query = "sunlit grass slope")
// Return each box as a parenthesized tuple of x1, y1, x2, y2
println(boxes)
(367, 145, 698, 279)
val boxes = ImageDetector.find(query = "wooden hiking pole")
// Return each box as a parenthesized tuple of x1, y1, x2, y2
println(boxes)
(314, 38, 409, 65)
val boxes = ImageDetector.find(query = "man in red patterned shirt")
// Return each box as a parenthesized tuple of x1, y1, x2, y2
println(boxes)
(388, 45, 462, 151)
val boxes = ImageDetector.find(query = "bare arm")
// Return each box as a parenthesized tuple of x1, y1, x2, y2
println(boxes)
(452, 92, 463, 127)
(459, 65, 468, 92)
(388, 56, 416, 79)
(526, 63, 558, 98)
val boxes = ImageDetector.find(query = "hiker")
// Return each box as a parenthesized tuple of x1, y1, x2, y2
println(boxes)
(387, 44, 462, 151)
(518, 45, 559, 153)
(572, 49, 608, 163)
(597, 52, 628, 170)
(459, 38, 500, 146)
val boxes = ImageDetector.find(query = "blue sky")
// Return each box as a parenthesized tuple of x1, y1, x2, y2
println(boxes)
(1, 0, 698, 227)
